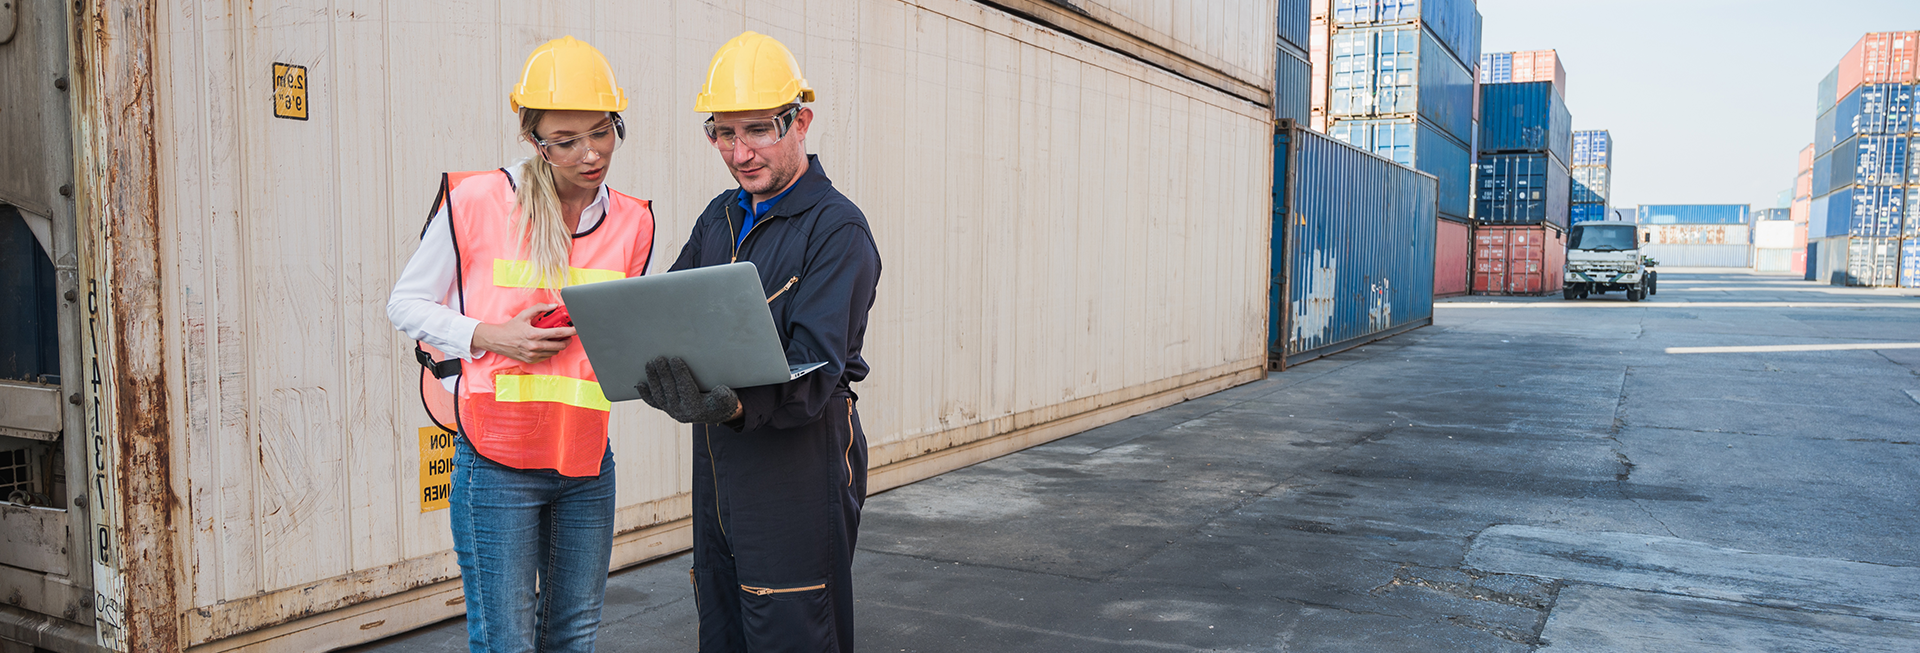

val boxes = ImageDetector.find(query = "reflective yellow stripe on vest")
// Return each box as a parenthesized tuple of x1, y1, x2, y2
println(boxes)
(492, 374, 612, 412)
(493, 259, 626, 288)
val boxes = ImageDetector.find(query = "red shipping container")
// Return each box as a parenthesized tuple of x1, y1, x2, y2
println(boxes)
(1791, 196, 1810, 224)
(1797, 143, 1815, 174)
(1436, 218, 1471, 298)
(1793, 172, 1812, 202)
(1472, 225, 1566, 296)
(1792, 250, 1807, 276)
(1792, 221, 1808, 249)
(1509, 50, 1568, 97)
(1834, 31, 1920, 103)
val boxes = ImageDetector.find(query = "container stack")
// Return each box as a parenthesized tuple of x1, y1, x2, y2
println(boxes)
(1569, 130, 1612, 223)
(1637, 205, 1753, 268)
(1473, 79, 1573, 295)
(1309, 0, 1482, 297)
(1806, 31, 1918, 286)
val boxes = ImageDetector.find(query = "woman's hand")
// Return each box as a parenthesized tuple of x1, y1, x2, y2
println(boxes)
(472, 304, 577, 364)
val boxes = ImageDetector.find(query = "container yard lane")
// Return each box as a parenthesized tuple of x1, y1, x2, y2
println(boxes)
(350, 270, 1920, 652)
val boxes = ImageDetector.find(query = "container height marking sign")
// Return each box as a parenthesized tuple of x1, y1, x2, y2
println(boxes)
(273, 63, 308, 120)
(419, 427, 455, 512)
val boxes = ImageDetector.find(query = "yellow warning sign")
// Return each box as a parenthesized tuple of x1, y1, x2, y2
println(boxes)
(419, 427, 455, 512)
(273, 62, 308, 120)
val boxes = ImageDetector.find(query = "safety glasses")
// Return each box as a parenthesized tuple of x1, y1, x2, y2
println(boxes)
(533, 115, 624, 166)
(703, 105, 800, 151)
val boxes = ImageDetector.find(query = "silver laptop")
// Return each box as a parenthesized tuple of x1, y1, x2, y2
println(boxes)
(562, 262, 827, 400)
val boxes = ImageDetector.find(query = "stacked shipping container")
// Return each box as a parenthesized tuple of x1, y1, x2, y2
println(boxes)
(1569, 130, 1613, 223)
(1278, 0, 1313, 126)
(1473, 78, 1573, 295)
(1311, 0, 1482, 297)
(1637, 205, 1753, 267)
(1807, 31, 1918, 286)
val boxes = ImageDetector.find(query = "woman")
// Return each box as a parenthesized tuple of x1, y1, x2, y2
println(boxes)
(386, 36, 653, 652)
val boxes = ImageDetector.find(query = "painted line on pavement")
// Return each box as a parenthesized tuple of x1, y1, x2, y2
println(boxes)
(1665, 343, 1920, 354)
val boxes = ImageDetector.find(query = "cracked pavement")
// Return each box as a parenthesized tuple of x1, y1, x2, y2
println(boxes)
(350, 271, 1920, 651)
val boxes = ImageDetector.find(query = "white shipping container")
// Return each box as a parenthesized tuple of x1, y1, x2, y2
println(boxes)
(1754, 220, 1799, 249)
(2, 0, 1273, 651)
(1643, 244, 1752, 268)
(1754, 248, 1796, 272)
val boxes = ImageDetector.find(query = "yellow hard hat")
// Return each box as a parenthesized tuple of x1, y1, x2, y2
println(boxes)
(510, 36, 628, 113)
(694, 31, 816, 113)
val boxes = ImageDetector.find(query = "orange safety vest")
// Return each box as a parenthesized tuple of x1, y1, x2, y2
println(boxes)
(418, 168, 653, 476)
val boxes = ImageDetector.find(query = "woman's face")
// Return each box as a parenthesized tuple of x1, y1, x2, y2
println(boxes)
(531, 109, 618, 194)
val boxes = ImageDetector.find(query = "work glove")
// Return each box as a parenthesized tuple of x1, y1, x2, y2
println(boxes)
(635, 356, 741, 424)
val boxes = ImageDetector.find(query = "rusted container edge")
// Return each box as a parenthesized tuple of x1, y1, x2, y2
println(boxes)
(70, 1, 181, 650)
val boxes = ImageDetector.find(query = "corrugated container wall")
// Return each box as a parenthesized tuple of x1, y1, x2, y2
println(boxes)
(1829, 31, 1920, 107)
(1644, 224, 1751, 245)
(1327, 24, 1475, 141)
(1275, 127, 1438, 367)
(1571, 130, 1612, 167)
(1328, 117, 1473, 220)
(1279, 0, 1313, 54)
(1903, 239, 1920, 287)
(1277, 47, 1314, 126)
(1637, 204, 1750, 225)
(1479, 50, 1568, 97)
(1479, 82, 1573, 163)
(1474, 152, 1571, 228)
(1331, 0, 1481, 70)
(16, 1, 1278, 650)
(1046, 0, 1283, 99)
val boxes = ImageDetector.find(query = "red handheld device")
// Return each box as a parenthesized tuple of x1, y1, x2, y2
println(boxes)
(532, 306, 573, 329)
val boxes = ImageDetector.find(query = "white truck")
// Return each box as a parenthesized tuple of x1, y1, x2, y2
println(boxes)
(1563, 220, 1657, 301)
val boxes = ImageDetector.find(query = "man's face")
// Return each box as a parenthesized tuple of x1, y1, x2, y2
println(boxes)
(710, 105, 811, 199)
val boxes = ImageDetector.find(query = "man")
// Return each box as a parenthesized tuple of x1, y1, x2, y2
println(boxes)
(635, 31, 881, 652)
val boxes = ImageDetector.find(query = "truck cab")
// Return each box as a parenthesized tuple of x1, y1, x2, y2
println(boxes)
(1564, 220, 1657, 301)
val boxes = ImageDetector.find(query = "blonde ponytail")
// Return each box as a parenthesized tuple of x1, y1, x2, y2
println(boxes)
(516, 109, 573, 291)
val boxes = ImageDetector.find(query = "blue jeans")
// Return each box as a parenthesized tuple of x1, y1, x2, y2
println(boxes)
(450, 437, 616, 653)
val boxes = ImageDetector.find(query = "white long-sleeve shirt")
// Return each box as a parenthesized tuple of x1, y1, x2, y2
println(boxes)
(386, 161, 609, 390)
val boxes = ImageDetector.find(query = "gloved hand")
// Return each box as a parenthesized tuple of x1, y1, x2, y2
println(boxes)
(635, 356, 742, 424)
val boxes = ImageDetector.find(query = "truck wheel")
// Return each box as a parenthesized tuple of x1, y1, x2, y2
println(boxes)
(1564, 287, 1580, 300)
(1628, 287, 1644, 302)
(1649, 276, 1658, 295)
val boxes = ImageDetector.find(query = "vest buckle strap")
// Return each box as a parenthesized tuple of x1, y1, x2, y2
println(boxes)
(416, 343, 463, 379)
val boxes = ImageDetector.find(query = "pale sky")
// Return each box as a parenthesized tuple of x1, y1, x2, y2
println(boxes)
(1476, 0, 1920, 209)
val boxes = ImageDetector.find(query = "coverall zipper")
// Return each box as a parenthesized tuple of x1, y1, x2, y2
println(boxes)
(740, 583, 827, 596)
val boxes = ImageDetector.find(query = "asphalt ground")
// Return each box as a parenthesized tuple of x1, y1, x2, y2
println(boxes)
(349, 270, 1920, 652)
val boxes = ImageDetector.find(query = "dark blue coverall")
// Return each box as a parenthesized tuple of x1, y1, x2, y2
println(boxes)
(670, 155, 882, 652)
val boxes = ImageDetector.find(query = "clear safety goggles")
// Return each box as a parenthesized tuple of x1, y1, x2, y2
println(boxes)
(703, 105, 800, 151)
(534, 115, 624, 167)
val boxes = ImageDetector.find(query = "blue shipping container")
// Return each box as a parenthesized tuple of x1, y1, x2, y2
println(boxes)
(1570, 203, 1609, 223)
(1276, 46, 1312, 127)
(1327, 24, 1475, 143)
(1332, 0, 1481, 71)
(1909, 188, 1920, 238)
(1479, 82, 1573, 163)
(1278, 0, 1311, 54)
(1274, 127, 1438, 368)
(1909, 136, 1920, 183)
(1810, 191, 1834, 239)
(1843, 186, 1906, 238)
(1826, 135, 1908, 191)
(1475, 152, 1571, 227)
(1638, 204, 1749, 225)
(1571, 166, 1610, 204)
(1812, 149, 1835, 197)
(1815, 103, 1839, 154)
(1571, 130, 1612, 167)
(1328, 116, 1473, 220)
(1823, 84, 1914, 153)
(1756, 208, 1792, 221)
